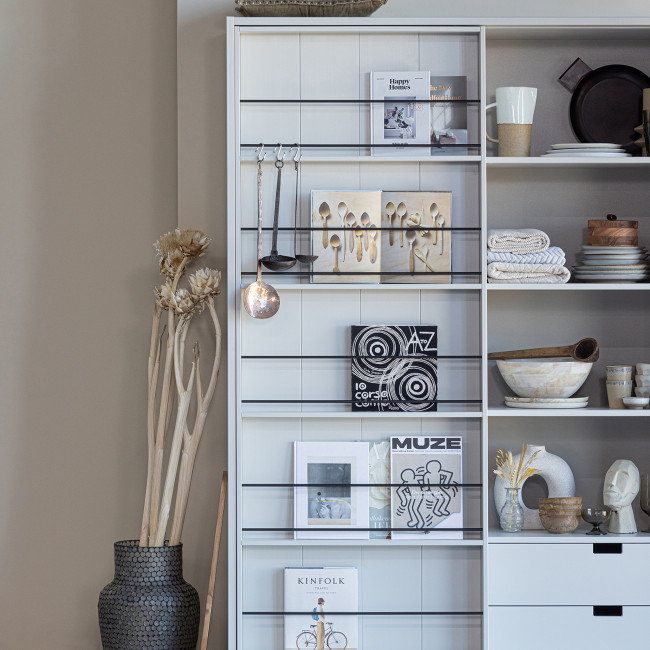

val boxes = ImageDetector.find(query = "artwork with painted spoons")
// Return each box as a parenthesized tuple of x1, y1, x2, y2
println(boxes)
(346, 211, 357, 253)
(397, 202, 407, 247)
(360, 212, 370, 250)
(318, 202, 330, 250)
(385, 201, 396, 246)
(337, 202, 348, 261)
(330, 234, 341, 273)
(436, 212, 445, 254)
(355, 227, 364, 262)
(405, 229, 417, 273)
(430, 203, 439, 244)
(369, 225, 378, 264)
(414, 247, 435, 273)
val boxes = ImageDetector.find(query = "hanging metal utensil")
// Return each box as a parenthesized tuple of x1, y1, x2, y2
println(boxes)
(243, 145, 280, 319)
(261, 145, 297, 271)
(292, 146, 317, 264)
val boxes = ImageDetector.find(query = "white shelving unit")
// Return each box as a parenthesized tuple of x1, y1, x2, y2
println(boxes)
(228, 17, 650, 650)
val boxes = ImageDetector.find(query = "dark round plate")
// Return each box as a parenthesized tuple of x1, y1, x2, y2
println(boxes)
(570, 64, 650, 155)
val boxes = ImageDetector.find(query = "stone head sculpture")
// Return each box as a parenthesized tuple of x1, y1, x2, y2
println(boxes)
(603, 459, 640, 534)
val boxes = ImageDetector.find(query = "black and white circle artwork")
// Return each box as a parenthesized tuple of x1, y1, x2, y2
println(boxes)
(351, 325, 438, 412)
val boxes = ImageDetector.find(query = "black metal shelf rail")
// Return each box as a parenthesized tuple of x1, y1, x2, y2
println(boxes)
(241, 271, 480, 276)
(242, 142, 480, 149)
(241, 399, 481, 404)
(241, 99, 481, 104)
(242, 526, 483, 528)
(243, 610, 483, 616)
(241, 226, 480, 232)
(242, 482, 482, 488)
(242, 355, 480, 360)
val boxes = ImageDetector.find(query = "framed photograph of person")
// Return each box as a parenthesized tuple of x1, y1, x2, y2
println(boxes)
(294, 441, 369, 540)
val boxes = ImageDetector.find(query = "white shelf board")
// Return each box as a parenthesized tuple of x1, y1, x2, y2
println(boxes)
(241, 283, 483, 291)
(489, 529, 650, 544)
(242, 156, 481, 164)
(489, 407, 650, 417)
(242, 538, 483, 547)
(487, 157, 650, 168)
(242, 410, 483, 419)
(488, 283, 650, 291)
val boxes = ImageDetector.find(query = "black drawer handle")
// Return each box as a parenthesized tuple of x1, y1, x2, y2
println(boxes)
(593, 543, 622, 554)
(593, 606, 623, 617)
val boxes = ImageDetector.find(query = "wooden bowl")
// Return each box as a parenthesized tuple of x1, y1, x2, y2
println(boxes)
(539, 497, 582, 507)
(540, 512, 582, 534)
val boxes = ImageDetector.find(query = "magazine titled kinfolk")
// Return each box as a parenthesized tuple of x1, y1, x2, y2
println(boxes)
(371, 71, 430, 156)
(294, 441, 369, 540)
(390, 435, 463, 539)
(284, 567, 358, 650)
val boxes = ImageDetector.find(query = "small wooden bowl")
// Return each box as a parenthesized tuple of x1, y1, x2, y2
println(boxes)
(540, 512, 582, 534)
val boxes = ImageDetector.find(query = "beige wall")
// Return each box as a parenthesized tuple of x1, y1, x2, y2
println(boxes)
(2, 0, 650, 648)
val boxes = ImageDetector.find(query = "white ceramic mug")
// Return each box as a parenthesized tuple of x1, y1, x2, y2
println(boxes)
(486, 87, 538, 156)
(487, 86, 538, 125)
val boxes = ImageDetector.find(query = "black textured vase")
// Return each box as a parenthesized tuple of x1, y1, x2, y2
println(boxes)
(98, 540, 200, 650)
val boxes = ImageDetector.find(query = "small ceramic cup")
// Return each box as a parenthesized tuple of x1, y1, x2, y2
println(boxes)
(635, 387, 650, 399)
(606, 380, 634, 409)
(636, 363, 650, 376)
(636, 375, 650, 387)
(606, 365, 633, 381)
(623, 397, 650, 410)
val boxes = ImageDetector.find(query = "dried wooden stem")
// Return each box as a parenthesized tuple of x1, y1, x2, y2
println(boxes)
(139, 311, 163, 546)
(153, 315, 195, 546)
(148, 259, 188, 544)
(169, 298, 222, 545)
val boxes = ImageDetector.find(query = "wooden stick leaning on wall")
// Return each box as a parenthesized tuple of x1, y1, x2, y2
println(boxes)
(200, 471, 228, 650)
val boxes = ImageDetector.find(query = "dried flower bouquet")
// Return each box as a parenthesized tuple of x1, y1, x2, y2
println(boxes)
(493, 444, 540, 489)
(139, 228, 222, 547)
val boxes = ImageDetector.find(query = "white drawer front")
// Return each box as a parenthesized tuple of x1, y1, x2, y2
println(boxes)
(489, 606, 646, 650)
(489, 543, 650, 605)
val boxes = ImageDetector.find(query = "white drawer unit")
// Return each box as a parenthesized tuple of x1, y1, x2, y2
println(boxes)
(489, 606, 647, 649)
(489, 543, 650, 606)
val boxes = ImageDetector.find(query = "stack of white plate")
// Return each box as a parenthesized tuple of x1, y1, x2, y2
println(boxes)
(573, 246, 649, 282)
(541, 143, 630, 157)
(504, 396, 589, 409)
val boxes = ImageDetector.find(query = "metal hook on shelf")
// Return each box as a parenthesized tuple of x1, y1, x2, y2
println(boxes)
(256, 143, 267, 162)
(274, 143, 288, 162)
(293, 144, 302, 170)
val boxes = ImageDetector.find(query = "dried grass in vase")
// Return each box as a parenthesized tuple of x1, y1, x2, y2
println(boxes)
(139, 228, 222, 547)
(493, 443, 540, 489)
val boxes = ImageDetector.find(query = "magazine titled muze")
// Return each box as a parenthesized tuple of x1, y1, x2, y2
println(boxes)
(351, 325, 438, 412)
(390, 435, 463, 539)
(284, 567, 358, 650)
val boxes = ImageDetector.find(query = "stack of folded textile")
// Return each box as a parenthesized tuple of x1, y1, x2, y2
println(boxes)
(487, 229, 571, 284)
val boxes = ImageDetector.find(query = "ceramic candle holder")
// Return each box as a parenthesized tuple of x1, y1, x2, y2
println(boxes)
(606, 365, 633, 381)
(607, 380, 634, 409)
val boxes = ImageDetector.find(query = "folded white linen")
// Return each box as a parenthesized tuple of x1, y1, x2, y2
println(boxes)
(487, 228, 550, 254)
(487, 246, 566, 265)
(487, 262, 571, 284)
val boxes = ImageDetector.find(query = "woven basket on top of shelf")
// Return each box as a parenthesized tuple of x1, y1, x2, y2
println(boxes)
(235, 0, 388, 17)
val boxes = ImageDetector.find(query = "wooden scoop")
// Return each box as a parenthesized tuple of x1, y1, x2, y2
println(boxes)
(488, 338, 599, 363)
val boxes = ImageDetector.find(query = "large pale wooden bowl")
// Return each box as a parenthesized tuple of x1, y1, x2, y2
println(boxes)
(496, 360, 593, 398)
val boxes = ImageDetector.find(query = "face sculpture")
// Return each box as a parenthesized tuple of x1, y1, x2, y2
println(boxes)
(603, 459, 640, 508)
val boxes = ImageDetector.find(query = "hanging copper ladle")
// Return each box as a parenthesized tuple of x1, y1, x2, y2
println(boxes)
(243, 145, 280, 319)
(292, 146, 318, 265)
(260, 144, 297, 272)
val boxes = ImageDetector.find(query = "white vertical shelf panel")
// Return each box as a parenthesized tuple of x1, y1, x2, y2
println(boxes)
(300, 33, 361, 146)
(358, 33, 420, 146)
(239, 33, 301, 144)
